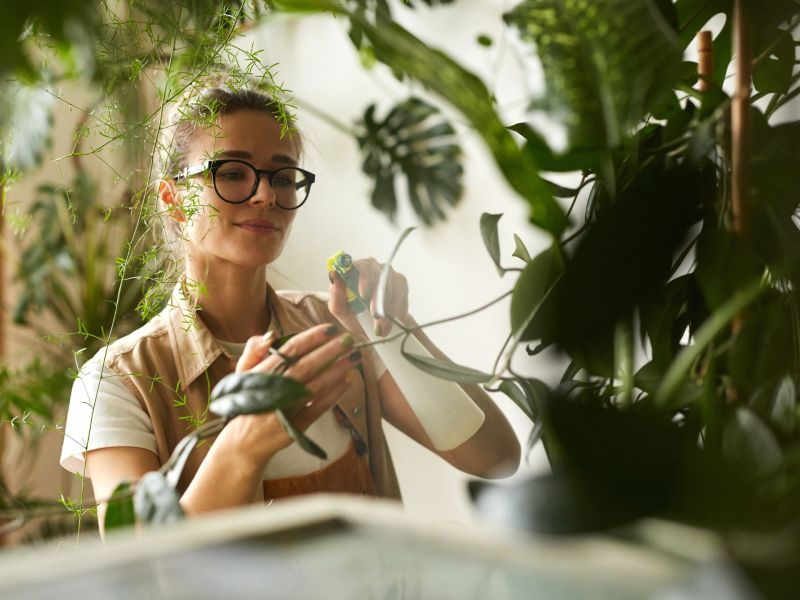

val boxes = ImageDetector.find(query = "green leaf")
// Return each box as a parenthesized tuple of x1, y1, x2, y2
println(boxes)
(276, 409, 327, 459)
(510, 122, 603, 172)
(498, 379, 536, 420)
(722, 407, 782, 476)
(512, 234, 532, 264)
(551, 163, 708, 376)
(209, 372, 309, 417)
(770, 375, 796, 435)
(400, 342, 493, 384)
(133, 472, 185, 525)
(614, 320, 634, 405)
(510, 246, 562, 342)
(356, 97, 464, 225)
(753, 35, 795, 95)
(695, 222, 764, 311)
(480, 213, 504, 275)
(657, 282, 763, 406)
(504, 0, 682, 150)
(104, 482, 135, 531)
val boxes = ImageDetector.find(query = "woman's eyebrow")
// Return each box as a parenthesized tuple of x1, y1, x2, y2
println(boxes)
(218, 149, 252, 159)
(218, 150, 297, 165)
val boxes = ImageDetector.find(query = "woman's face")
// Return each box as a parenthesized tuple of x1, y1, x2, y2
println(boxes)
(176, 109, 301, 272)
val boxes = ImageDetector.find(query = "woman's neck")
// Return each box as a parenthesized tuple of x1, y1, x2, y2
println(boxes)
(184, 260, 272, 342)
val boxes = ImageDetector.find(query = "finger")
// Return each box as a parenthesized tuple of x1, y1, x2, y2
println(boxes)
(290, 372, 355, 430)
(328, 274, 366, 336)
(236, 331, 276, 372)
(354, 258, 380, 302)
(283, 332, 358, 382)
(249, 323, 340, 373)
(303, 351, 362, 398)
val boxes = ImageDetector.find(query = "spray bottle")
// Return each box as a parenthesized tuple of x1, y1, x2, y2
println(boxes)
(328, 251, 485, 451)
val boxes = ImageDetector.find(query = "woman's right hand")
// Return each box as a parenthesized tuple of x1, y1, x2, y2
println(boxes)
(213, 323, 361, 468)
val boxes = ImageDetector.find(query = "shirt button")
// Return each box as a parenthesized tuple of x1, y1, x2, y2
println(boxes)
(353, 405, 363, 417)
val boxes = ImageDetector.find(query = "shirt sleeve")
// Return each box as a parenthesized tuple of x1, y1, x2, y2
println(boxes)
(60, 354, 158, 474)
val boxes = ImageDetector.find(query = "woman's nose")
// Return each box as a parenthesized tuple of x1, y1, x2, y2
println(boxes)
(249, 174, 276, 206)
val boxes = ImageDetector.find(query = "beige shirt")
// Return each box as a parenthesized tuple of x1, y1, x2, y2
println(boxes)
(63, 283, 401, 499)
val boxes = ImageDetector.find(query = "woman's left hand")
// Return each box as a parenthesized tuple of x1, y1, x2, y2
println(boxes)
(328, 257, 408, 338)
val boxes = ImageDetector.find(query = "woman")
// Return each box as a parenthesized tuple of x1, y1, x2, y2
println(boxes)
(60, 85, 520, 524)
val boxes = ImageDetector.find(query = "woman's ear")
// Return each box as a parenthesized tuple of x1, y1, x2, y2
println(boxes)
(159, 179, 186, 223)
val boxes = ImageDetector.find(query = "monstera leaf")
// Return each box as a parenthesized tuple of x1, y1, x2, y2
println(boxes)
(356, 97, 463, 225)
(504, 0, 682, 150)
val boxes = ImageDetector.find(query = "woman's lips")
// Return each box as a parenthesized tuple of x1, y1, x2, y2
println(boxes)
(236, 220, 278, 234)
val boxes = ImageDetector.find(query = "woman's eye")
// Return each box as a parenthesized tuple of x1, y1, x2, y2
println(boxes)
(218, 169, 246, 181)
(272, 174, 295, 188)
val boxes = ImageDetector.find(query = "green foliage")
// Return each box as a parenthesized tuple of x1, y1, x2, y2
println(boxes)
(0, 360, 72, 432)
(504, 0, 682, 150)
(356, 97, 463, 225)
(104, 482, 136, 532)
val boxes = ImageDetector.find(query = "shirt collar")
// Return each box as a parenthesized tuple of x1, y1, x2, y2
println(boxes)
(165, 282, 318, 389)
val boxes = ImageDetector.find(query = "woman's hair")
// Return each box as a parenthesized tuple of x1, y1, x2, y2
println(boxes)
(154, 83, 302, 249)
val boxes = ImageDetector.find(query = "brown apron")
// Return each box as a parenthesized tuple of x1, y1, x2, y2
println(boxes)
(263, 441, 377, 501)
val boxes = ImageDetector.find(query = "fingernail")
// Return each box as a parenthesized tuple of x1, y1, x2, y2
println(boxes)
(261, 330, 276, 343)
(349, 350, 362, 362)
(373, 323, 383, 337)
(345, 370, 356, 383)
(340, 333, 354, 347)
(328, 271, 335, 284)
(324, 324, 339, 336)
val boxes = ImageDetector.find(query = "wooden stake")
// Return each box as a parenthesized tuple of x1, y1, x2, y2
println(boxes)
(731, 0, 752, 240)
(697, 31, 713, 93)
(731, 0, 752, 338)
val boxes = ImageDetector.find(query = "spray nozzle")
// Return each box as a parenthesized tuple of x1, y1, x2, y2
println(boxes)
(327, 251, 369, 314)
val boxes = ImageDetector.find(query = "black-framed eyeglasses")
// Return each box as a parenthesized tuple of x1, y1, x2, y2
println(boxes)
(173, 159, 316, 209)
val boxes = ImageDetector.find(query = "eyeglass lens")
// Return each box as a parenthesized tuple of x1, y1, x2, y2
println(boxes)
(214, 162, 310, 207)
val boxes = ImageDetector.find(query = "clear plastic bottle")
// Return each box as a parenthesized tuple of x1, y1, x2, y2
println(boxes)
(329, 252, 485, 451)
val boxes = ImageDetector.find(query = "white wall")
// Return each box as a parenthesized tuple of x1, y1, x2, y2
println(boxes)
(248, 0, 560, 523)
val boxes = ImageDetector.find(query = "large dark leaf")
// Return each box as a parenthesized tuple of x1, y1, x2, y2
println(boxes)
(722, 407, 782, 477)
(547, 163, 709, 375)
(510, 245, 562, 342)
(639, 275, 693, 371)
(727, 292, 798, 402)
(356, 98, 463, 225)
(209, 372, 309, 418)
(504, 0, 682, 150)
